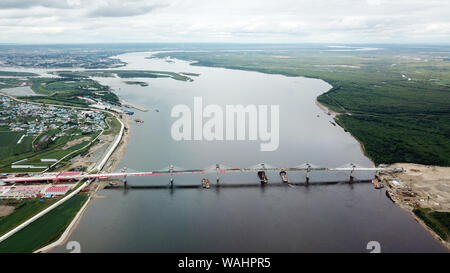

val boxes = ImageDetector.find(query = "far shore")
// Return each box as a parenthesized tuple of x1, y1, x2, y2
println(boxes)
(316, 94, 449, 250)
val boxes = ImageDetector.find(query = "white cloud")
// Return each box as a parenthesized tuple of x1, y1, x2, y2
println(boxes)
(0, 0, 449, 43)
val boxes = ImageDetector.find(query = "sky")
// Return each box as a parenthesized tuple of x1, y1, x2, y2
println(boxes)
(0, 0, 450, 44)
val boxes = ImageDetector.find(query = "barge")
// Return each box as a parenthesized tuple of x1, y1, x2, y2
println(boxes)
(257, 171, 268, 184)
(279, 171, 290, 184)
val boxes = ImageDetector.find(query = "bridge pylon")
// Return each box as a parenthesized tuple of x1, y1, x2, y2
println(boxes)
(350, 163, 356, 182)
(216, 164, 220, 184)
(306, 163, 311, 184)
(121, 167, 127, 187)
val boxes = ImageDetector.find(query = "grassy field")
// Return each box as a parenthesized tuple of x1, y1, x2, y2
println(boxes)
(413, 207, 449, 241)
(0, 199, 57, 236)
(0, 128, 98, 172)
(154, 46, 450, 166)
(0, 78, 29, 90)
(0, 194, 88, 253)
(0, 131, 24, 147)
(0, 131, 34, 164)
(0, 71, 37, 77)
(103, 114, 122, 135)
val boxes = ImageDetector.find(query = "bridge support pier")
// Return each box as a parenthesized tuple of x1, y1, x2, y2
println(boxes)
(216, 164, 220, 184)
(306, 164, 311, 184)
(349, 163, 356, 183)
(350, 170, 355, 182)
(169, 165, 174, 188)
(121, 167, 127, 187)
(259, 163, 268, 185)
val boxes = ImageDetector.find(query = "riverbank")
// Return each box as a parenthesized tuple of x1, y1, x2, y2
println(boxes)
(33, 180, 110, 253)
(95, 113, 131, 173)
(381, 163, 450, 250)
(316, 98, 375, 167)
(33, 194, 91, 253)
(315, 98, 339, 117)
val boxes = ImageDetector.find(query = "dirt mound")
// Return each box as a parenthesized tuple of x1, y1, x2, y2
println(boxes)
(0, 205, 14, 218)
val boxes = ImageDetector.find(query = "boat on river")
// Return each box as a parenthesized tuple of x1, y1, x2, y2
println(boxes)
(279, 171, 290, 183)
(201, 178, 210, 189)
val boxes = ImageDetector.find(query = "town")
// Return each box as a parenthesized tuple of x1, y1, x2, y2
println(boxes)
(1, 96, 106, 135)
(0, 95, 108, 173)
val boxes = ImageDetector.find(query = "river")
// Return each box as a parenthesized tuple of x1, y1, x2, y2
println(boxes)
(49, 52, 446, 253)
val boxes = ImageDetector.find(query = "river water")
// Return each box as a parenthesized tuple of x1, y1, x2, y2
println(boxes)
(50, 52, 447, 253)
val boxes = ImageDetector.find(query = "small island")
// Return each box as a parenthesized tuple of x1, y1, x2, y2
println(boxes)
(123, 81, 149, 87)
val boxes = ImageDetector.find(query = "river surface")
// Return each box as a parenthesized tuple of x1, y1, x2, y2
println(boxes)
(49, 52, 446, 252)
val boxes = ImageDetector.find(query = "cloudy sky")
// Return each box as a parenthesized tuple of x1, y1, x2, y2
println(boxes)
(1, 0, 449, 44)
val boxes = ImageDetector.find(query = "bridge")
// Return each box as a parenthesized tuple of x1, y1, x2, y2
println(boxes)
(2, 163, 403, 185)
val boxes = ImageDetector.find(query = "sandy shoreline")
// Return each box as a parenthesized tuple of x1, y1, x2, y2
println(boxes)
(315, 98, 339, 117)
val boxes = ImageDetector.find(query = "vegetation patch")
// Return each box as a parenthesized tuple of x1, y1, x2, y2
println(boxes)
(413, 207, 449, 241)
(103, 114, 121, 135)
(0, 128, 98, 172)
(27, 77, 119, 106)
(0, 71, 37, 77)
(0, 78, 29, 90)
(124, 81, 149, 87)
(0, 194, 88, 253)
(0, 199, 57, 237)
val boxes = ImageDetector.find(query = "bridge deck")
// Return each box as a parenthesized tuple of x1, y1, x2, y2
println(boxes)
(2, 166, 402, 183)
